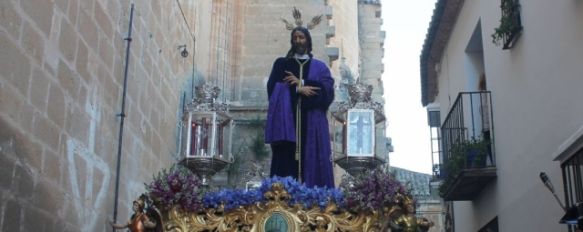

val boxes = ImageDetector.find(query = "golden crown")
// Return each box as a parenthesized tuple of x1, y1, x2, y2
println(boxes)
(281, 7, 323, 30)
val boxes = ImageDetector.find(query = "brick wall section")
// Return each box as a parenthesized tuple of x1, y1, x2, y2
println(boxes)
(0, 0, 199, 231)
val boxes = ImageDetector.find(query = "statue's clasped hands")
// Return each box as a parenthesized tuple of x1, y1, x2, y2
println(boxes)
(284, 71, 320, 97)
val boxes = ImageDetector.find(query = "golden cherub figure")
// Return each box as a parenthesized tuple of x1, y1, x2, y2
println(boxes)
(390, 195, 434, 232)
(110, 195, 160, 232)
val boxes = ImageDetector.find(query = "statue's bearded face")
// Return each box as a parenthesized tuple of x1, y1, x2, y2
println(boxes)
(292, 30, 308, 55)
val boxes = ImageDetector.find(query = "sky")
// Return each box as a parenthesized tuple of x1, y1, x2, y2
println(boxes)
(381, 0, 438, 174)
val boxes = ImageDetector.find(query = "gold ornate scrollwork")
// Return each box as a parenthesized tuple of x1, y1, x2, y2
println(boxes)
(160, 183, 425, 232)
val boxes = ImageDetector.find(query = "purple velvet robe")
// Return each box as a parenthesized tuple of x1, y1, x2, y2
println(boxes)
(265, 57, 335, 188)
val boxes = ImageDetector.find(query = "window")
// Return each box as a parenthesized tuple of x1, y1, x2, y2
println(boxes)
(427, 110, 441, 127)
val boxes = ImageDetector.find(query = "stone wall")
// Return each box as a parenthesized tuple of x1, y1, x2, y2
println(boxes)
(417, 198, 446, 232)
(234, 0, 332, 107)
(328, 0, 360, 79)
(0, 0, 215, 231)
(358, 3, 384, 101)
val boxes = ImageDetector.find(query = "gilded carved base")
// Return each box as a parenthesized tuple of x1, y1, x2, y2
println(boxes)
(160, 183, 403, 232)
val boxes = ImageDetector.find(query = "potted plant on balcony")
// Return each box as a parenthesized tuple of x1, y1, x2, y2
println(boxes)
(439, 138, 490, 197)
(491, 0, 523, 49)
(464, 138, 490, 168)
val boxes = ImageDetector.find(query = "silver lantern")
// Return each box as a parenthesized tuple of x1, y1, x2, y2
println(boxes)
(179, 84, 233, 186)
(331, 83, 386, 176)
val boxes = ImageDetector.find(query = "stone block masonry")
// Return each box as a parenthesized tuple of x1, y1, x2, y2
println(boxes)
(0, 0, 197, 230)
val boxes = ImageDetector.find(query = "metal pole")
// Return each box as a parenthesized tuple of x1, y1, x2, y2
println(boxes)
(112, 3, 134, 230)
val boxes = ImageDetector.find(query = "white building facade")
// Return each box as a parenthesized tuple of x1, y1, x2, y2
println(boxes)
(421, 0, 583, 231)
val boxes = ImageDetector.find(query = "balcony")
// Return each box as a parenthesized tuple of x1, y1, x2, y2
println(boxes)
(561, 147, 583, 231)
(439, 91, 497, 201)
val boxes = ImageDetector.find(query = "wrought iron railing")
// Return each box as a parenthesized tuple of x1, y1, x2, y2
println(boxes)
(562, 149, 583, 231)
(440, 91, 495, 178)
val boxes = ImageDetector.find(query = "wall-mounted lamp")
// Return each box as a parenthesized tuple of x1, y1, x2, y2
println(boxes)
(540, 172, 583, 229)
(540, 172, 566, 211)
(178, 45, 188, 58)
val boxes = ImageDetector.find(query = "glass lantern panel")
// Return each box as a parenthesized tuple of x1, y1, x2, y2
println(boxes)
(332, 120, 345, 157)
(347, 109, 375, 157)
(188, 117, 204, 156)
(187, 112, 218, 157)
(215, 120, 229, 159)
(182, 110, 232, 159)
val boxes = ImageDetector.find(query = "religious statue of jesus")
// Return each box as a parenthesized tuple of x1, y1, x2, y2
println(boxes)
(264, 7, 335, 188)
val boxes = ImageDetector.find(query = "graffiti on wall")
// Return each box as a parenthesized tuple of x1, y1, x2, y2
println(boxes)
(65, 90, 111, 231)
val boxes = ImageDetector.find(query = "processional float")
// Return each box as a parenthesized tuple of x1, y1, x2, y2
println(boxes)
(128, 84, 433, 232)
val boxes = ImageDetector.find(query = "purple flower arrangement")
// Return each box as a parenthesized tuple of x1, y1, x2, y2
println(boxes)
(145, 164, 205, 212)
(340, 168, 409, 212)
(203, 176, 344, 210)
(145, 165, 409, 213)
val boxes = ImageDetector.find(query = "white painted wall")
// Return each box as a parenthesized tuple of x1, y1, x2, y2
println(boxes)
(432, 0, 583, 231)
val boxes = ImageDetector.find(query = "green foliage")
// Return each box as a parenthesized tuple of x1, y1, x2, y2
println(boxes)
(251, 135, 269, 161)
(439, 138, 490, 197)
(491, 0, 522, 47)
(245, 117, 269, 161)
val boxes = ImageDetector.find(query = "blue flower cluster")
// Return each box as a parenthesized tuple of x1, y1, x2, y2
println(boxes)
(203, 188, 263, 210)
(203, 176, 344, 211)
